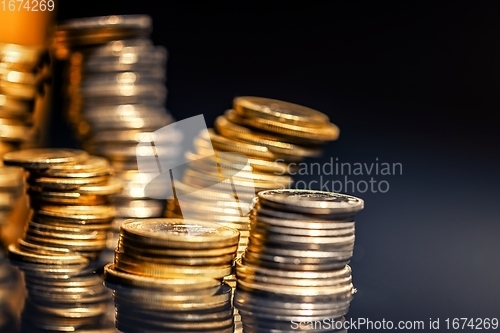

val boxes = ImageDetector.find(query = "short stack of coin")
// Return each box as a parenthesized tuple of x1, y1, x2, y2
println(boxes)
(53, 15, 180, 263)
(8, 242, 116, 332)
(104, 218, 239, 332)
(3, 148, 121, 332)
(0, 43, 51, 157)
(3, 148, 122, 259)
(234, 189, 364, 332)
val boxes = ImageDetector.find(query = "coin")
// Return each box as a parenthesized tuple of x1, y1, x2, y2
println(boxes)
(3, 148, 88, 169)
(120, 218, 240, 249)
(233, 96, 330, 127)
(103, 263, 220, 291)
(258, 189, 364, 215)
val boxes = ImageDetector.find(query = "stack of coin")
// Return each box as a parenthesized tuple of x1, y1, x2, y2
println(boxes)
(0, 43, 51, 157)
(3, 148, 122, 258)
(3, 148, 121, 332)
(167, 96, 340, 257)
(53, 15, 180, 263)
(104, 218, 239, 332)
(8, 243, 116, 332)
(235, 189, 364, 332)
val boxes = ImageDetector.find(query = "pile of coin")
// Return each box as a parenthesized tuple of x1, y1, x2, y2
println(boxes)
(3, 148, 121, 331)
(234, 189, 364, 332)
(0, 42, 51, 157)
(9, 243, 116, 332)
(167, 96, 339, 257)
(3, 148, 121, 258)
(165, 97, 340, 330)
(53, 15, 180, 264)
(104, 218, 239, 332)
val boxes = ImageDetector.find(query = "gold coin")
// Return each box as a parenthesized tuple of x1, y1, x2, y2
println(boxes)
(76, 177, 123, 195)
(0, 165, 25, 188)
(115, 258, 232, 279)
(8, 244, 88, 265)
(0, 118, 37, 142)
(225, 109, 339, 141)
(40, 155, 112, 178)
(120, 218, 240, 249)
(28, 189, 108, 205)
(36, 205, 116, 222)
(118, 236, 239, 258)
(233, 96, 329, 127)
(3, 148, 88, 169)
(104, 263, 221, 291)
(25, 224, 107, 241)
(115, 250, 235, 266)
(215, 115, 321, 159)
(30, 174, 109, 190)
(208, 128, 289, 160)
(17, 239, 72, 256)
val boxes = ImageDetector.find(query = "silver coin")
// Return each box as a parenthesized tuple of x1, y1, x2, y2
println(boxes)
(59, 15, 152, 32)
(79, 71, 164, 88)
(258, 189, 364, 215)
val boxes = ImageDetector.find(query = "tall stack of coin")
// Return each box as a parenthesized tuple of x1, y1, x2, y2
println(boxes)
(104, 218, 239, 332)
(53, 15, 180, 264)
(0, 43, 51, 157)
(3, 149, 121, 332)
(235, 189, 364, 332)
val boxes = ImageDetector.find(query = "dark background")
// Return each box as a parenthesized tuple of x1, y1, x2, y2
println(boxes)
(53, 2, 500, 331)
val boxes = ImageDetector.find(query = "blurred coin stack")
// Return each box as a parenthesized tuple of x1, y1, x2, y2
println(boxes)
(0, 43, 51, 157)
(104, 219, 239, 332)
(3, 149, 121, 332)
(0, 250, 19, 332)
(0, 166, 26, 235)
(53, 15, 180, 264)
(235, 189, 364, 332)
(0, 167, 25, 330)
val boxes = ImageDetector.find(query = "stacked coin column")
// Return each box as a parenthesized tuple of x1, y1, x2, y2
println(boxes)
(3, 148, 121, 332)
(235, 189, 364, 332)
(53, 15, 180, 264)
(0, 44, 52, 246)
(104, 219, 239, 333)
(0, 43, 51, 156)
